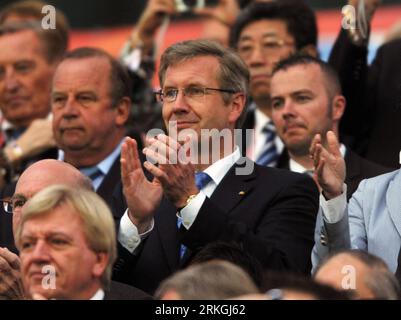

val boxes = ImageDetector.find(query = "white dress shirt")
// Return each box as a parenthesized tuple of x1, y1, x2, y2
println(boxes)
(90, 289, 105, 300)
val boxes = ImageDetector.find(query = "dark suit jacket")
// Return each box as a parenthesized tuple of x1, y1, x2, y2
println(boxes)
(276, 148, 390, 200)
(330, 29, 401, 168)
(239, 108, 256, 157)
(104, 281, 152, 300)
(113, 159, 319, 295)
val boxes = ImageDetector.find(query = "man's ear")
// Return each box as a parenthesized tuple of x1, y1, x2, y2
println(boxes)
(114, 97, 131, 126)
(331, 95, 346, 122)
(92, 252, 108, 279)
(299, 45, 318, 58)
(228, 93, 246, 126)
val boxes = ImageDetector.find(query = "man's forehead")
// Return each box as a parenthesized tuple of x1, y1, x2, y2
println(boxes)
(53, 57, 111, 89)
(239, 19, 290, 39)
(272, 65, 321, 88)
(0, 29, 43, 55)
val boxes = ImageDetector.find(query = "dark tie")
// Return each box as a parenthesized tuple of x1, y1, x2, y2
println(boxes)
(178, 172, 212, 259)
(256, 121, 278, 167)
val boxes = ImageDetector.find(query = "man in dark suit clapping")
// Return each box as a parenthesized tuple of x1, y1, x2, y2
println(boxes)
(114, 39, 319, 294)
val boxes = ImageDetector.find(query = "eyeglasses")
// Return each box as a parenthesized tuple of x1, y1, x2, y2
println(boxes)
(155, 86, 237, 103)
(237, 38, 295, 59)
(1, 196, 27, 214)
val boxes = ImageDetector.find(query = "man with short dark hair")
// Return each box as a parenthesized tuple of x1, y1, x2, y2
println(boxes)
(230, 1, 318, 165)
(269, 55, 388, 200)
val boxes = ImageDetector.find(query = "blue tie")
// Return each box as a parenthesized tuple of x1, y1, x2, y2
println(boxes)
(178, 172, 212, 259)
(256, 121, 278, 167)
(80, 166, 102, 186)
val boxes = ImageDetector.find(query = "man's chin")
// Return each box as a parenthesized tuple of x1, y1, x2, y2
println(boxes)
(287, 142, 311, 157)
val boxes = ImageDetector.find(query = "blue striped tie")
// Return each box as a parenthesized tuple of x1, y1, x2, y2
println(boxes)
(256, 122, 278, 167)
(80, 166, 102, 187)
(178, 172, 212, 259)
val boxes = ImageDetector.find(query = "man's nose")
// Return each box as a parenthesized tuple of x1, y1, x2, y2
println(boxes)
(3, 69, 21, 93)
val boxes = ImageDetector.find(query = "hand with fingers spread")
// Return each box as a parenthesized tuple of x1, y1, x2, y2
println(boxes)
(143, 134, 199, 209)
(121, 137, 163, 234)
(0, 248, 25, 300)
(310, 131, 346, 200)
(193, 0, 240, 27)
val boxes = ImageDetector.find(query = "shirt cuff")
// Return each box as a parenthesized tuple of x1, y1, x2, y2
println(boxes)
(319, 184, 348, 224)
(178, 192, 206, 229)
(118, 209, 154, 253)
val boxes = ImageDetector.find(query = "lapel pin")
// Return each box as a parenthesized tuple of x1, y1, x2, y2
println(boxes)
(238, 191, 245, 196)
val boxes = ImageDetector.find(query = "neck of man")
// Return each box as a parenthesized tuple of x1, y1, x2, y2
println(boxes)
(193, 137, 236, 172)
(288, 150, 314, 171)
(63, 132, 124, 168)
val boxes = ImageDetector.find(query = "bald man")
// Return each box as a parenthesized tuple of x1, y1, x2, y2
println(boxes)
(0, 159, 150, 300)
(0, 160, 91, 251)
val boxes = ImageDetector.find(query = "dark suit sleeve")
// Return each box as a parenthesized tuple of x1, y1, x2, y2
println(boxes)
(181, 173, 319, 274)
(329, 29, 372, 144)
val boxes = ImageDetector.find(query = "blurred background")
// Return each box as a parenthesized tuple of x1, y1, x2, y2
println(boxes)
(1, 0, 400, 62)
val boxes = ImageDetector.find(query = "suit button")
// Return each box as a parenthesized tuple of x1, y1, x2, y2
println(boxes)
(320, 234, 327, 246)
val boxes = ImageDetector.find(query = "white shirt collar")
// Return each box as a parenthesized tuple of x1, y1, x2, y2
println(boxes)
(90, 289, 105, 300)
(203, 147, 241, 186)
(289, 144, 347, 173)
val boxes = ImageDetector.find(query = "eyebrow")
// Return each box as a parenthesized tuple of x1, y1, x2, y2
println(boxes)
(239, 32, 280, 42)
(271, 89, 313, 99)
(12, 193, 28, 200)
(21, 232, 74, 241)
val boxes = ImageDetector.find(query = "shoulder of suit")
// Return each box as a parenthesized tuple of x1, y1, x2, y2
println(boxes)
(253, 163, 314, 184)
(359, 169, 400, 190)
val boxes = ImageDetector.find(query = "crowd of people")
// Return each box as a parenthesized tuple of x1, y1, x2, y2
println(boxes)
(0, 0, 400, 300)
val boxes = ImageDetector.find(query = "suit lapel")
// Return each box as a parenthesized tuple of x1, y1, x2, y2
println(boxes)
(210, 159, 257, 213)
(97, 156, 120, 200)
(276, 149, 290, 170)
(386, 170, 401, 238)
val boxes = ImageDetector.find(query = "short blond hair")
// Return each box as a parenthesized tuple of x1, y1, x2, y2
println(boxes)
(15, 185, 116, 289)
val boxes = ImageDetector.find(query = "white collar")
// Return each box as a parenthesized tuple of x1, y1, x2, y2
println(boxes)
(254, 108, 272, 136)
(203, 147, 241, 186)
(90, 289, 105, 300)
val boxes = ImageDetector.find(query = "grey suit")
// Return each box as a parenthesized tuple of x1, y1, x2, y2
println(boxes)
(312, 169, 401, 273)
